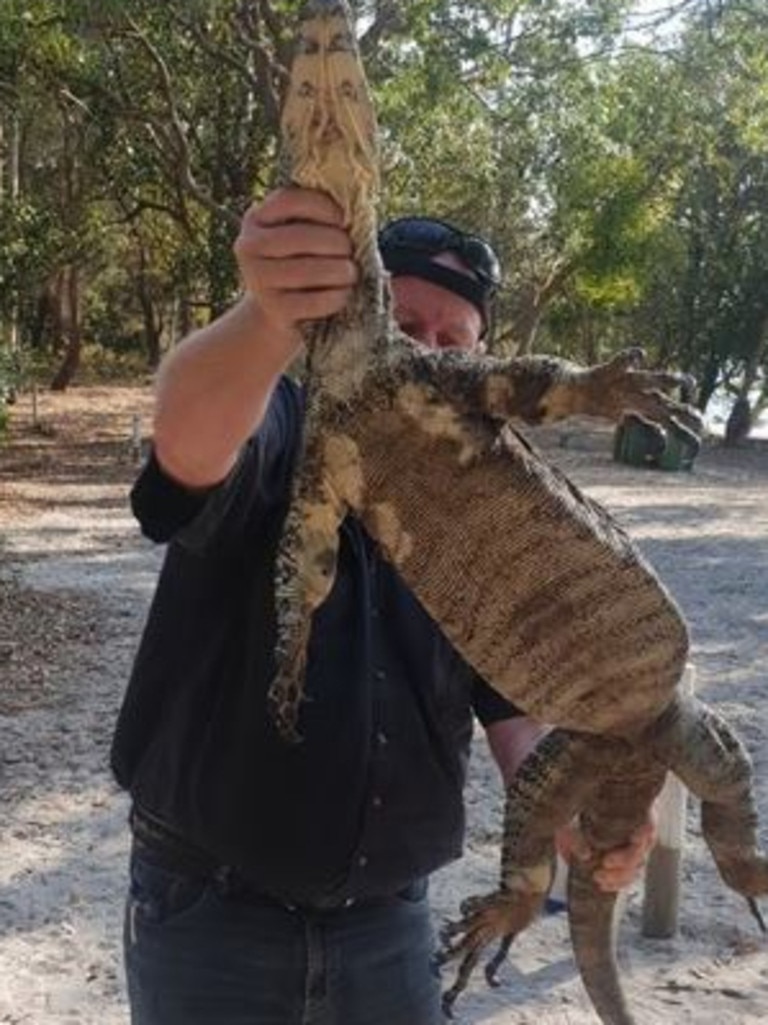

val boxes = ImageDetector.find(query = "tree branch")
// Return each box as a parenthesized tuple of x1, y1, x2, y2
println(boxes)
(124, 16, 239, 230)
(359, 0, 406, 59)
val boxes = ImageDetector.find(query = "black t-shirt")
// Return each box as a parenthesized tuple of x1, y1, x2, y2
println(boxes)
(111, 377, 518, 904)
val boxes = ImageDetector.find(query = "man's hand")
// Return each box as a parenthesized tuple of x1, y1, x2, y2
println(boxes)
(539, 348, 703, 443)
(152, 186, 358, 489)
(556, 811, 657, 893)
(234, 187, 358, 341)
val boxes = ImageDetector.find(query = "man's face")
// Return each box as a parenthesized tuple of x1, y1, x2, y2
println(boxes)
(389, 253, 484, 353)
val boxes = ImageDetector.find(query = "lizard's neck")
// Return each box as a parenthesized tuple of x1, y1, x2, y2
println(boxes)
(304, 252, 394, 403)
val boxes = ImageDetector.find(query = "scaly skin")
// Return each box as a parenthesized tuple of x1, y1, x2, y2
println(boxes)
(267, 3, 767, 1023)
(439, 694, 768, 1024)
(270, 0, 698, 740)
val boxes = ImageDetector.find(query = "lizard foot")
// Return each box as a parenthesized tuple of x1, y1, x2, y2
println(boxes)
(269, 610, 316, 741)
(267, 651, 311, 743)
(267, 685, 304, 743)
(436, 887, 544, 1014)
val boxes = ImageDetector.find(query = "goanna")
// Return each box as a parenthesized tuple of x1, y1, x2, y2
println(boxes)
(267, 3, 768, 1024)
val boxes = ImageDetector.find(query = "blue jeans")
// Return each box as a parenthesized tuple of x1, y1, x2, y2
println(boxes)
(124, 847, 445, 1025)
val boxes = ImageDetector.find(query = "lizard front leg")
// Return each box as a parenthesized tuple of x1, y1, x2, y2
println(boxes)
(269, 420, 354, 741)
(407, 343, 702, 443)
(519, 348, 700, 434)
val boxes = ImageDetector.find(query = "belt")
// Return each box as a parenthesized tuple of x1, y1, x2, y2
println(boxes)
(130, 805, 217, 876)
(129, 804, 426, 911)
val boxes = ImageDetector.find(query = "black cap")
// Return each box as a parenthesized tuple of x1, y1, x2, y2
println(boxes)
(381, 248, 491, 330)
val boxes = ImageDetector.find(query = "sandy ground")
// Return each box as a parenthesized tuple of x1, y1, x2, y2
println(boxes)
(1, 385, 767, 1025)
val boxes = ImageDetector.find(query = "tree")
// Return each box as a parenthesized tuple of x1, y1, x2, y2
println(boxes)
(3, 0, 766, 427)
(630, 0, 768, 433)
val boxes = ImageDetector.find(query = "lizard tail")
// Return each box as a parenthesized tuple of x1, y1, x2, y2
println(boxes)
(567, 861, 638, 1025)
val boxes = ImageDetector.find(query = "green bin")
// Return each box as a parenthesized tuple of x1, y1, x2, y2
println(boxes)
(614, 415, 698, 472)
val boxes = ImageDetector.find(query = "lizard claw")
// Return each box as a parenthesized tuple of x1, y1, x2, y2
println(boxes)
(484, 933, 516, 987)
(747, 896, 767, 933)
(266, 674, 307, 743)
(607, 346, 645, 371)
(437, 888, 544, 1009)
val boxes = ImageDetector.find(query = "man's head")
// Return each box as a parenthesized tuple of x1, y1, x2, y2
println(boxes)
(378, 217, 501, 352)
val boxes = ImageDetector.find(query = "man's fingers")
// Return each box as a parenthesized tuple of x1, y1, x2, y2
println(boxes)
(555, 823, 592, 864)
(234, 186, 359, 331)
(246, 222, 354, 260)
(592, 822, 657, 892)
(235, 220, 353, 265)
(593, 864, 639, 891)
(634, 816, 658, 845)
(601, 839, 645, 872)
(235, 187, 357, 331)
(250, 186, 346, 228)
(280, 287, 355, 323)
(253, 256, 358, 292)
(556, 812, 658, 893)
(601, 821, 656, 869)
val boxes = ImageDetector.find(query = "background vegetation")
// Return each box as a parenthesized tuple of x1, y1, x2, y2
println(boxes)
(1, 0, 766, 439)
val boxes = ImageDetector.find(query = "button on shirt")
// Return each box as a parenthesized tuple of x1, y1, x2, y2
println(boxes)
(111, 377, 519, 906)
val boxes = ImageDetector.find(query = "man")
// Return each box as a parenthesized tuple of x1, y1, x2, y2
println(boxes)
(112, 187, 654, 1025)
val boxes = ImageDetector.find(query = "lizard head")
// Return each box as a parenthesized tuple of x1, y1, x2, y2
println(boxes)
(281, 0, 379, 266)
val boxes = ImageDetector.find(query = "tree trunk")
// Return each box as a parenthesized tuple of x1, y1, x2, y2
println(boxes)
(140, 295, 163, 369)
(0, 109, 21, 356)
(724, 345, 763, 446)
(724, 395, 752, 446)
(696, 352, 720, 412)
(50, 101, 85, 391)
(136, 244, 163, 368)
(207, 89, 238, 319)
(513, 260, 573, 354)
(50, 266, 82, 391)
(30, 283, 57, 352)
(178, 297, 194, 340)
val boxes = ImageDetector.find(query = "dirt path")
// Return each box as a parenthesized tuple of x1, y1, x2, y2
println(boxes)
(1, 387, 156, 1024)
(1, 386, 767, 1024)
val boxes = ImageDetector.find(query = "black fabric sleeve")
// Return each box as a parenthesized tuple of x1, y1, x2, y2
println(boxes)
(472, 674, 522, 727)
(129, 376, 303, 546)
(130, 445, 250, 544)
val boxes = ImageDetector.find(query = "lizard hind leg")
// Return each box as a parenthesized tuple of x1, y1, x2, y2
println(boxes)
(437, 730, 601, 1013)
(649, 694, 768, 919)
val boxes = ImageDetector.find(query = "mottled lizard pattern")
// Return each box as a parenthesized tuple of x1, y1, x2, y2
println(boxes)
(267, 4, 768, 1024)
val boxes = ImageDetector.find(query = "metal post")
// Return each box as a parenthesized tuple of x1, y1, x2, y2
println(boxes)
(641, 663, 696, 938)
(131, 413, 142, 463)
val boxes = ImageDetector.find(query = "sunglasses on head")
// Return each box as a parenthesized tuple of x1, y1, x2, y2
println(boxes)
(378, 217, 502, 295)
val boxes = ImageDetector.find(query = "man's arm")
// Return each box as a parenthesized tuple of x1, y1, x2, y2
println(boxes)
(152, 187, 358, 489)
(485, 717, 656, 893)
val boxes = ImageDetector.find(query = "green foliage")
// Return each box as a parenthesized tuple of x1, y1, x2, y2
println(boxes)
(70, 342, 151, 384)
(0, 0, 767, 420)
(623, 1, 768, 408)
